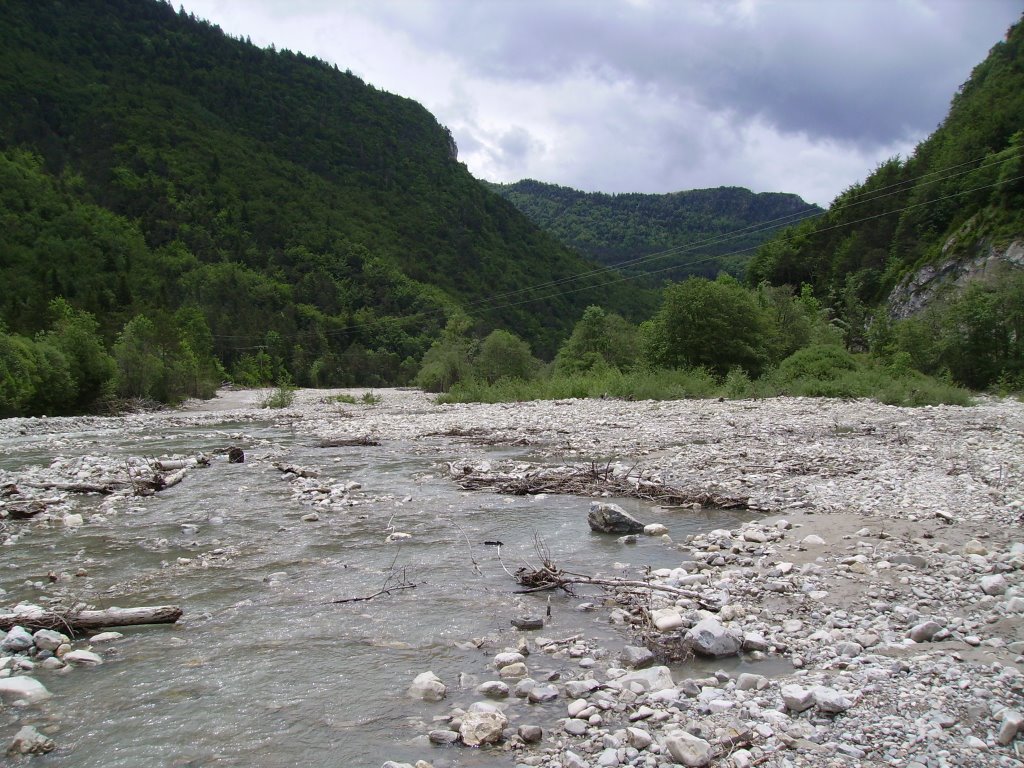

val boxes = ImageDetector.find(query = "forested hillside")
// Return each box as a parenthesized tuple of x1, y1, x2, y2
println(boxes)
(0, 0, 649, 412)
(748, 16, 1023, 327)
(746, 15, 1023, 389)
(485, 180, 822, 281)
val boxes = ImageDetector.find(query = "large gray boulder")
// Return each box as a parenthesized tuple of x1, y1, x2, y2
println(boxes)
(588, 502, 645, 534)
(685, 617, 742, 658)
(459, 709, 507, 746)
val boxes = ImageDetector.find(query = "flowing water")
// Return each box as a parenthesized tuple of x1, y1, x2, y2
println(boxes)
(1, 418, 774, 767)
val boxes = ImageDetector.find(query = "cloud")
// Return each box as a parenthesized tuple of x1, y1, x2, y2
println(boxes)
(181, 0, 1021, 205)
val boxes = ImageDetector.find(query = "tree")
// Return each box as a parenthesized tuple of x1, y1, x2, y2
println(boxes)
(642, 276, 770, 376)
(555, 306, 639, 375)
(475, 330, 539, 383)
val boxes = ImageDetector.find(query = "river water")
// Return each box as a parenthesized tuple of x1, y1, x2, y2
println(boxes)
(1, 416, 766, 767)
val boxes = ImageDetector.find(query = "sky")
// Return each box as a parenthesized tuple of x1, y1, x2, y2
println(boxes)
(180, 0, 1021, 207)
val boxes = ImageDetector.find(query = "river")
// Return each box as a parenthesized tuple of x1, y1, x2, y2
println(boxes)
(1, 403, 765, 767)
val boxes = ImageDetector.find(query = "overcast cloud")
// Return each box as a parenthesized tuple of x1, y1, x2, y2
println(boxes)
(180, 0, 1021, 206)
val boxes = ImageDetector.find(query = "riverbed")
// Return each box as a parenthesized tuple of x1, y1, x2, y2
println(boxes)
(2, 388, 1023, 767)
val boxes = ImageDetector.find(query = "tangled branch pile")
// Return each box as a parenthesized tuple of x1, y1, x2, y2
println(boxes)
(449, 459, 748, 508)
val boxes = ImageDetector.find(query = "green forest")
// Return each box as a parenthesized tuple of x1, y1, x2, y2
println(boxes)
(485, 180, 822, 282)
(1, 0, 1021, 416)
(0, 0, 651, 415)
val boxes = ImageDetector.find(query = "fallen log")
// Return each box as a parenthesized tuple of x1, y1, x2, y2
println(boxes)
(21, 480, 126, 495)
(317, 437, 381, 447)
(273, 462, 319, 478)
(0, 605, 183, 632)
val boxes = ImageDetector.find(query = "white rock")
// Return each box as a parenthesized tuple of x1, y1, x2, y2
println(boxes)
(981, 574, 1008, 596)
(662, 730, 713, 766)
(63, 649, 103, 665)
(644, 523, 669, 536)
(781, 684, 814, 712)
(615, 666, 675, 693)
(476, 680, 509, 698)
(801, 534, 826, 547)
(493, 651, 526, 668)
(63, 513, 84, 527)
(459, 709, 507, 746)
(32, 629, 68, 652)
(685, 617, 741, 658)
(498, 662, 528, 678)
(813, 685, 854, 714)
(89, 631, 124, 643)
(963, 539, 988, 555)
(408, 671, 446, 702)
(651, 608, 683, 632)
(528, 684, 559, 703)
(997, 709, 1023, 745)
(0, 676, 52, 704)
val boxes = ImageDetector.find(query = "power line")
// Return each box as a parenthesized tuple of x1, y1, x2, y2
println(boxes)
(207, 148, 1022, 347)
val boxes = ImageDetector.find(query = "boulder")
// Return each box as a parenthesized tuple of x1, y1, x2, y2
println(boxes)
(685, 617, 741, 658)
(781, 684, 814, 712)
(63, 649, 103, 665)
(588, 502, 645, 534)
(616, 665, 675, 693)
(32, 629, 69, 651)
(651, 608, 684, 632)
(620, 645, 655, 669)
(476, 680, 510, 698)
(459, 709, 507, 746)
(0, 676, 52, 704)
(908, 620, 942, 643)
(813, 686, 854, 714)
(493, 651, 526, 668)
(1, 626, 34, 653)
(981, 574, 1008, 596)
(427, 729, 460, 745)
(644, 523, 669, 536)
(408, 671, 446, 702)
(518, 724, 543, 743)
(662, 730, 713, 766)
(527, 684, 559, 703)
(8, 725, 55, 755)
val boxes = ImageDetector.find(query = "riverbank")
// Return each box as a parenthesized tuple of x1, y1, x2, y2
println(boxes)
(2, 388, 1022, 766)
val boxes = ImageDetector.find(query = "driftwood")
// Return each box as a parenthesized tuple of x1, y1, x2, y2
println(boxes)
(317, 436, 381, 448)
(450, 460, 748, 509)
(273, 462, 319, 479)
(22, 480, 125, 495)
(0, 605, 183, 632)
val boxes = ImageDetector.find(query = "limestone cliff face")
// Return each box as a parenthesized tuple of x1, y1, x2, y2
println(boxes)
(887, 237, 1024, 320)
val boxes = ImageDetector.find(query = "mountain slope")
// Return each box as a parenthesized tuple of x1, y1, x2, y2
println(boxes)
(0, 0, 650, 381)
(747, 15, 1024, 312)
(484, 180, 822, 281)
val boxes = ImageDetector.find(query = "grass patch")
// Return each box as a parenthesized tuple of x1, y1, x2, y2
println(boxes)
(329, 391, 382, 405)
(436, 346, 972, 407)
(258, 383, 296, 409)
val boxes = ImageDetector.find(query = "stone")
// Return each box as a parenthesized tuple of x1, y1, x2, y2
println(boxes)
(527, 684, 559, 703)
(518, 724, 543, 743)
(651, 608, 684, 632)
(662, 730, 713, 767)
(63, 649, 103, 665)
(563, 751, 588, 768)
(0, 676, 52, 704)
(963, 539, 988, 556)
(1, 626, 34, 652)
(89, 631, 124, 643)
(626, 726, 654, 749)
(620, 645, 655, 669)
(564, 678, 601, 697)
(686, 617, 741, 658)
(908, 620, 942, 643)
(476, 680, 510, 698)
(499, 662, 528, 678)
(801, 534, 826, 547)
(812, 686, 854, 714)
(588, 501, 645, 534)
(408, 671, 446, 702)
(644, 523, 669, 536)
(459, 709, 507, 746)
(616, 666, 675, 693)
(742, 631, 769, 652)
(511, 617, 543, 630)
(63, 513, 84, 527)
(736, 673, 767, 691)
(742, 529, 768, 543)
(427, 729, 460, 745)
(981, 574, 1008, 596)
(997, 709, 1023, 745)
(494, 651, 526, 668)
(781, 684, 814, 712)
(8, 725, 55, 755)
(564, 718, 588, 735)
(31, 629, 68, 652)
